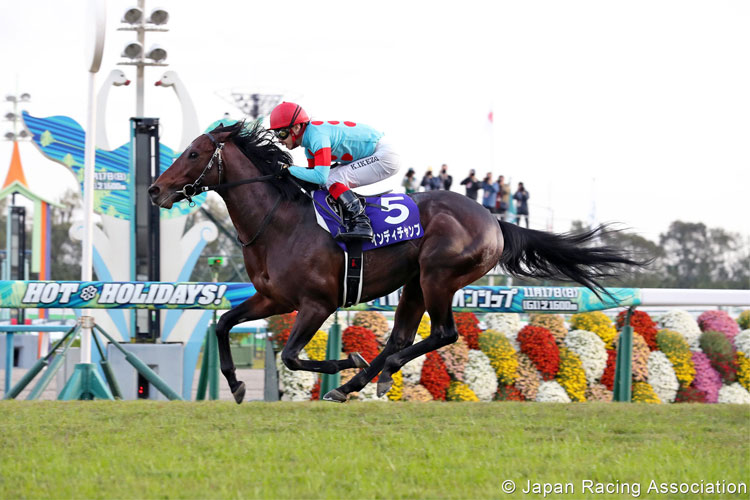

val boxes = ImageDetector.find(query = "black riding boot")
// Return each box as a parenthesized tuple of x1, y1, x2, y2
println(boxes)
(336, 190, 374, 241)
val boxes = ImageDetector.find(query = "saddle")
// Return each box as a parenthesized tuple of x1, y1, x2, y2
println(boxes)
(312, 191, 423, 307)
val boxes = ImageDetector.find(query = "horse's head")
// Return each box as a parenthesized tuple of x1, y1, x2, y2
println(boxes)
(149, 130, 230, 209)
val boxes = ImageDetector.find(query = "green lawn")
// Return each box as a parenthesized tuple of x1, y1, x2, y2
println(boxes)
(0, 401, 747, 499)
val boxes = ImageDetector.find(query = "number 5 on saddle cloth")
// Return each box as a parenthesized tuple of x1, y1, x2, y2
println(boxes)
(312, 191, 424, 307)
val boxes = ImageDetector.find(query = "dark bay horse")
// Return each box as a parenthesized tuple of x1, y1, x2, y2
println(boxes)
(149, 123, 642, 403)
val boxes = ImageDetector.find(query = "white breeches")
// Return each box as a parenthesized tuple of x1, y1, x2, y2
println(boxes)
(325, 138, 402, 189)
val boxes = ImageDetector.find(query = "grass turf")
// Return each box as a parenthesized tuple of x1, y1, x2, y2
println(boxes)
(0, 401, 747, 499)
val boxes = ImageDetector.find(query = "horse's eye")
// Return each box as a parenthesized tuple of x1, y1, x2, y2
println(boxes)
(189, 152, 199, 160)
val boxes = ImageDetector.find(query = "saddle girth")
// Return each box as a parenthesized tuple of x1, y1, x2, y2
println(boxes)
(342, 241, 364, 307)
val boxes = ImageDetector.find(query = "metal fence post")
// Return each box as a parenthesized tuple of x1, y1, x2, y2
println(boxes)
(613, 307, 634, 402)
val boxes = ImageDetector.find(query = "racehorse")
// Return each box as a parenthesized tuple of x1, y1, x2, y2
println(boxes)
(149, 122, 644, 403)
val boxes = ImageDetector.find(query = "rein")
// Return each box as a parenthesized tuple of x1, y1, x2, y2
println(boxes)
(179, 132, 285, 247)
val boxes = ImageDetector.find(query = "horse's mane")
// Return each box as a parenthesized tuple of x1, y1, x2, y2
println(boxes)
(211, 121, 315, 202)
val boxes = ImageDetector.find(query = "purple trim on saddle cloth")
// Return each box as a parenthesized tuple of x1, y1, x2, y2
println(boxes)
(312, 190, 423, 252)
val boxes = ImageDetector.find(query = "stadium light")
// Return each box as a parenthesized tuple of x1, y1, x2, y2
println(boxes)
(145, 44, 167, 62)
(148, 8, 169, 25)
(122, 6, 144, 24)
(121, 41, 143, 59)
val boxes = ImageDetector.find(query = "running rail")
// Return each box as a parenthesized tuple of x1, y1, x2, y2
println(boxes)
(0, 281, 747, 313)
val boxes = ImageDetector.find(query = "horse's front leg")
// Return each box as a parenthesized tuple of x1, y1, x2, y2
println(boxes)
(216, 293, 292, 403)
(280, 303, 367, 374)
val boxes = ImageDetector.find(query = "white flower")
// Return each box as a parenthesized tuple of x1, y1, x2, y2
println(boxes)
(647, 350, 679, 403)
(718, 383, 750, 404)
(734, 330, 750, 355)
(400, 338, 426, 385)
(484, 313, 521, 351)
(565, 330, 607, 384)
(536, 381, 571, 403)
(464, 350, 498, 401)
(354, 380, 389, 401)
(276, 351, 316, 401)
(659, 310, 702, 352)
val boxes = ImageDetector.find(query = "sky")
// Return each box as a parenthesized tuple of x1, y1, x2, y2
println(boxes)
(0, 0, 748, 242)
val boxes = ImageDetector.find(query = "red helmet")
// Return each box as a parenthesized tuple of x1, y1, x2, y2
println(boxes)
(269, 102, 309, 130)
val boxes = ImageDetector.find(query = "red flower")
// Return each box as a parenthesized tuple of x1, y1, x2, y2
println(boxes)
(267, 312, 297, 348)
(342, 326, 380, 363)
(310, 378, 321, 401)
(496, 384, 525, 401)
(600, 349, 617, 391)
(454, 312, 481, 350)
(674, 384, 708, 403)
(517, 325, 560, 380)
(616, 310, 658, 350)
(420, 351, 451, 400)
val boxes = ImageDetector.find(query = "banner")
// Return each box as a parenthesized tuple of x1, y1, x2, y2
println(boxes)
(0, 281, 254, 310)
(0, 281, 641, 313)
(347, 285, 641, 313)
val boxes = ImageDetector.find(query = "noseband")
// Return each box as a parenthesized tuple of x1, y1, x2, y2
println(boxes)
(177, 133, 225, 207)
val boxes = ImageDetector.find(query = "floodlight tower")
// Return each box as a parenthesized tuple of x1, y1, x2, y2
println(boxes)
(117, 2, 169, 116)
(220, 92, 284, 120)
(4, 93, 32, 143)
(117, 2, 170, 341)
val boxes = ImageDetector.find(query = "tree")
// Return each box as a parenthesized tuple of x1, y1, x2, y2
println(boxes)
(569, 221, 664, 288)
(659, 221, 749, 289)
(50, 189, 82, 280)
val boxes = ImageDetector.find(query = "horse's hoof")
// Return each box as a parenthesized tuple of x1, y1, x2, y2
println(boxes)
(232, 382, 246, 404)
(377, 380, 393, 398)
(322, 389, 347, 403)
(351, 352, 370, 369)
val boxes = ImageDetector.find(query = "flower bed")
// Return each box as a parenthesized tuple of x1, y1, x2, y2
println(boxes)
(275, 307, 750, 405)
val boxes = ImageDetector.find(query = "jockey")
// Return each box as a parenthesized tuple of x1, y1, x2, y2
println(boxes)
(269, 102, 401, 241)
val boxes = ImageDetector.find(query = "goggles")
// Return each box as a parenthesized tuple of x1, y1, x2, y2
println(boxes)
(274, 128, 291, 140)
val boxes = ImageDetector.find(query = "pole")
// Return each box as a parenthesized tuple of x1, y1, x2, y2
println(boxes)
(613, 307, 635, 402)
(80, 70, 97, 364)
(4, 333, 13, 396)
(136, 0, 145, 116)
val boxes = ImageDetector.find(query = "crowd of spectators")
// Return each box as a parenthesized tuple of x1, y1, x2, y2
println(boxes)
(402, 165, 530, 226)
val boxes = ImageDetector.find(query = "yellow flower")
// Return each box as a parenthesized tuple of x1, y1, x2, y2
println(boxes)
(478, 329, 518, 385)
(570, 312, 617, 348)
(387, 370, 403, 401)
(556, 347, 587, 402)
(446, 381, 479, 402)
(303, 330, 328, 361)
(737, 352, 750, 392)
(656, 329, 695, 388)
(417, 314, 431, 339)
(632, 381, 661, 404)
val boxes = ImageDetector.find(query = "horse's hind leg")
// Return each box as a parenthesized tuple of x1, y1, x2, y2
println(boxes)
(280, 304, 363, 374)
(376, 277, 459, 397)
(323, 277, 425, 402)
(216, 294, 291, 403)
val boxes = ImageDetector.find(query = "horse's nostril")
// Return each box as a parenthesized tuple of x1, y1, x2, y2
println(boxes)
(148, 185, 160, 197)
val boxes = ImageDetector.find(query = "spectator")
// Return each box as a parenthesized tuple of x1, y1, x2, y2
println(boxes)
(420, 168, 435, 191)
(438, 164, 453, 190)
(513, 182, 530, 227)
(402, 168, 418, 194)
(460, 169, 481, 201)
(495, 175, 508, 221)
(481, 172, 499, 213)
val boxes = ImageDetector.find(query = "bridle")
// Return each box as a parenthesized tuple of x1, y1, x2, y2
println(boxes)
(177, 131, 285, 247)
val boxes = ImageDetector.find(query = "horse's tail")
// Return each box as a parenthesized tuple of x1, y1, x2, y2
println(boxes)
(497, 221, 646, 296)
